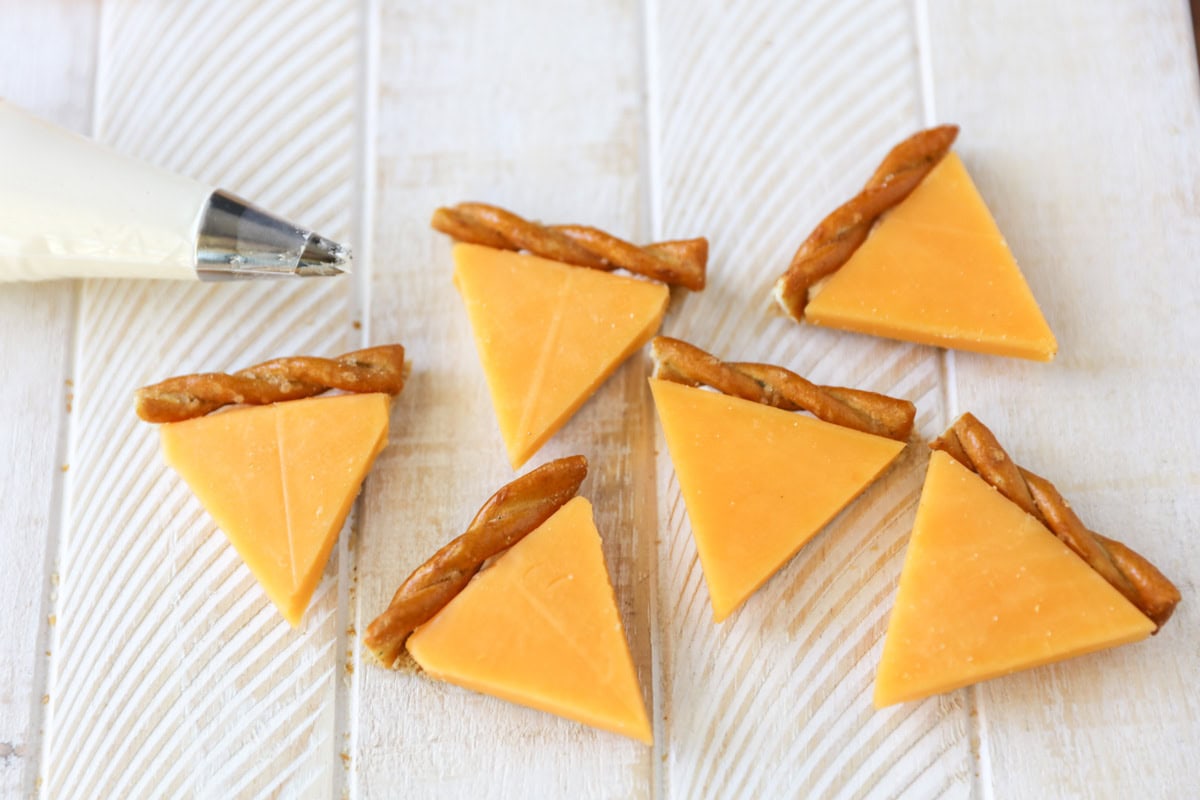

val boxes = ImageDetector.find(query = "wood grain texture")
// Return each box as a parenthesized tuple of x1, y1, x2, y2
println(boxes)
(5, 1, 1198, 797)
(351, 1, 656, 797)
(38, 1, 361, 797)
(649, 1, 972, 797)
(928, 1, 1200, 796)
(0, 2, 97, 796)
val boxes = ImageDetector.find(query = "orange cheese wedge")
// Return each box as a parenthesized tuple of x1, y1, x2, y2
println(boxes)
(873, 451, 1155, 707)
(453, 243, 669, 468)
(161, 393, 390, 626)
(406, 496, 651, 744)
(805, 152, 1057, 361)
(650, 379, 906, 621)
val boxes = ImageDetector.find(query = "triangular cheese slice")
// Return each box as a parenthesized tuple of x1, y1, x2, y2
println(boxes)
(406, 496, 652, 744)
(161, 393, 390, 626)
(805, 152, 1057, 361)
(453, 243, 669, 468)
(650, 379, 906, 621)
(873, 451, 1155, 707)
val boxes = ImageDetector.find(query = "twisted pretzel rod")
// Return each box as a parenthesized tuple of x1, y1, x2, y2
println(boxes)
(773, 125, 960, 321)
(432, 202, 708, 290)
(364, 455, 589, 668)
(135, 344, 408, 423)
(650, 337, 915, 442)
(931, 413, 1180, 629)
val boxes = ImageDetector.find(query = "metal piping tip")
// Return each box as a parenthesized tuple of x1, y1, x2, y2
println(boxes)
(196, 189, 353, 280)
(296, 233, 352, 276)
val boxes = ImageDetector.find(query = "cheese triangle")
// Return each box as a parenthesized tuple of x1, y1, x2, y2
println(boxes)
(650, 379, 906, 621)
(805, 153, 1057, 361)
(406, 496, 652, 744)
(453, 243, 669, 468)
(161, 393, 390, 626)
(873, 451, 1155, 707)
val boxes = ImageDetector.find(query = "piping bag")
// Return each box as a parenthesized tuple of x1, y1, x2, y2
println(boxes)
(0, 100, 349, 282)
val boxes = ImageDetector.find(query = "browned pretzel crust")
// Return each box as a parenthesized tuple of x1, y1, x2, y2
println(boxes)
(931, 413, 1180, 629)
(650, 337, 915, 442)
(135, 345, 407, 423)
(773, 125, 959, 321)
(432, 202, 708, 290)
(364, 455, 588, 668)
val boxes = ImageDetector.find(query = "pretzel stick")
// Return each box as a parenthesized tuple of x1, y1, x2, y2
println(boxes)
(650, 337, 915, 441)
(930, 413, 1180, 629)
(364, 455, 588, 668)
(773, 125, 959, 321)
(432, 202, 708, 290)
(135, 344, 407, 423)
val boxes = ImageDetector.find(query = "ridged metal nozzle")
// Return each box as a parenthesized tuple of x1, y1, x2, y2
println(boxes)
(196, 189, 351, 280)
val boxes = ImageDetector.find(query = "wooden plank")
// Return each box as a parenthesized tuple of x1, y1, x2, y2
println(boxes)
(351, 1, 655, 796)
(648, 1, 973, 797)
(928, 0, 1200, 795)
(0, 1, 97, 796)
(7, 2, 1195, 796)
(39, 1, 361, 797)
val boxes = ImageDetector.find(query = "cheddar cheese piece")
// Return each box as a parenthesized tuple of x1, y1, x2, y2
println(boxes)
(874, 451, 1155, 707)
(650, 379, 906, 621)
(805, 153, 1057, 361)
(453, 243, 669, 468)
(406, 496, 651, 744)
(161, 393, 390, 626)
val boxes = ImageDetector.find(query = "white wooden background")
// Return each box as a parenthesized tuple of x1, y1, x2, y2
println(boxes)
(1, 1, 1197, 798)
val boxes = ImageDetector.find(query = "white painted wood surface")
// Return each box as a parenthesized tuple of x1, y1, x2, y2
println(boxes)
(2, 2, 361, 797)
(649, 2, 971, 797)
(352, 1, 655, 797)
(1, 1, 1197, 797)
(929, 1, 1200, 795)
(0, 3, 96, 796)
